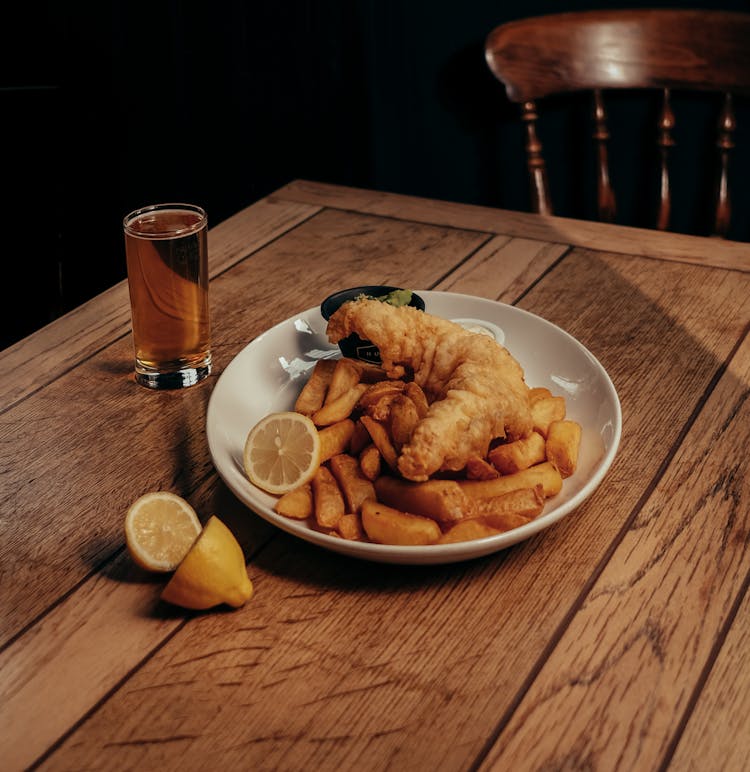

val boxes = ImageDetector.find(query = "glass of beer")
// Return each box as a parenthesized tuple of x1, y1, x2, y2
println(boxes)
(123, 203, 211, 389)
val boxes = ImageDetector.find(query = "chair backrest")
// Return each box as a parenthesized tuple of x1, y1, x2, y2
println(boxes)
(485, 9, 750, 236)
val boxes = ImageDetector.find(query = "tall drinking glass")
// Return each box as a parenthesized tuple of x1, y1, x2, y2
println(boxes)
(123, 203, 211, 389)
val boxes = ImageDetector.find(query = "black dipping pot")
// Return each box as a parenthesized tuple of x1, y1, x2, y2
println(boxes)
(320, 285, 425, 364)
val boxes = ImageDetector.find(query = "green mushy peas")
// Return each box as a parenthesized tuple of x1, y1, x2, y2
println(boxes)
(355, 289, 413, 307)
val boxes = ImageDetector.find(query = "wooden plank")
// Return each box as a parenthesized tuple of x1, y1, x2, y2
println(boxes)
(274, 180, 750, 272)
(0, 209, 488, 647)
(434, 235, 568, 302)
(669, 581, 750, 771)
(479, 333, 750, 771)
(33, 252, 749, 770)
(0, 197, 321, 413)
(1, 552, 182, 771)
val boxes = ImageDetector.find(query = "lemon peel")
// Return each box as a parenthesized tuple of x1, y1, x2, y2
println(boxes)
(161, 516, 253, 610)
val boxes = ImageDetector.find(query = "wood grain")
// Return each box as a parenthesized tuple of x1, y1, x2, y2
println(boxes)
(486, 10, 750, 100)
(274, 180, 750, 271)
(1, 552, 181, 769)
(434, 235, 568, 302)
(34, 249, 749, 770)
(670, 575, 750, 770)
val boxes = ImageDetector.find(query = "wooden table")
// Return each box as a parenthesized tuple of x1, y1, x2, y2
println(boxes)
(2, 181, 749, 771)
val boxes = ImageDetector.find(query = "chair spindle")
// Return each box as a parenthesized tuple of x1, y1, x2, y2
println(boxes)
(656, 88, 675, 231)
(521, 100, 553, 216)
(593, 90, 616, 222)
(714, 92, 735, 237)
(487, 10, 750, 239)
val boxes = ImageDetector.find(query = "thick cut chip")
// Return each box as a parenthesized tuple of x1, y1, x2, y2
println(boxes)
(488, 431, 546, 475)
(295, 359, 337, 415)
(438, 520, 502, 544)
(531, 396, 566, 438)
(361, 500, 441, 545)
(319, 419, 356, 462)
(546, 420, 582, 477)
(329, 453, 376, 513)
(374, 476, 471, 523)
(274, 483, 314, 519)
(311, 465, 346, 529)
(459, 461, 563, 500)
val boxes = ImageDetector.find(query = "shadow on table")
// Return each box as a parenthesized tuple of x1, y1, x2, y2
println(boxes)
(195, 239, 747, 604)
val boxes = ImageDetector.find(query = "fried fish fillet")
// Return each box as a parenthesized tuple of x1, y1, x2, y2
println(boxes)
(326, 298, 532, 481)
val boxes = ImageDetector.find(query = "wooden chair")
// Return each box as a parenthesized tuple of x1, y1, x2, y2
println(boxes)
(485, 9, 750, 236)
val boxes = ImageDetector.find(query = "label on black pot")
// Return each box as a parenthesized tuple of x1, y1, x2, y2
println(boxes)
(355, 343, 382, 364)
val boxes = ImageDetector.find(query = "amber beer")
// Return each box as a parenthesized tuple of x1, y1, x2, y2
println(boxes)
(123, 204, 211, 389)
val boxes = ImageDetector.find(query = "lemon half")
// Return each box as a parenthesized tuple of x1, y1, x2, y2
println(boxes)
(243, 411, 321, 495)
(161, 516, 253, 609)
(124, 491, 202, 572)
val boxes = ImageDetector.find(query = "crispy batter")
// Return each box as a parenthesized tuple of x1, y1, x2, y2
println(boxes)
(327, 299, 532, 481)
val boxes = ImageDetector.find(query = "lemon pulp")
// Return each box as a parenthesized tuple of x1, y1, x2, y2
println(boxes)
(243, 412, 321, 495)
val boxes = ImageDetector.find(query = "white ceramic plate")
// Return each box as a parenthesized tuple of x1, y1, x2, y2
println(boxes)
(206, 291, 621, 565)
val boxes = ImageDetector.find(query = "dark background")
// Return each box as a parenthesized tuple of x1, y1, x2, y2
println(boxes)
(4, 0, 750, 350)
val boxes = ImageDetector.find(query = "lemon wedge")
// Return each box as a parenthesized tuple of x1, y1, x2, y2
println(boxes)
(124, 491, 202, 572)
(243, 411, 321, 495)
(161, 516, 253, 609)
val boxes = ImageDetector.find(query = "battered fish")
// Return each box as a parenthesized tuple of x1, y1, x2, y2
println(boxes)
(326, 298, 533, 481)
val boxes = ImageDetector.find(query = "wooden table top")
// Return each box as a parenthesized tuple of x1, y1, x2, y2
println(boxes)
(2, 180, 749, 772)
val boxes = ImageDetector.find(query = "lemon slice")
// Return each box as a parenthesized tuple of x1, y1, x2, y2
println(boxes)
(161, 515, 253, 609)
(124, 491, 202, 572)
(243, 411, 321, 495)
